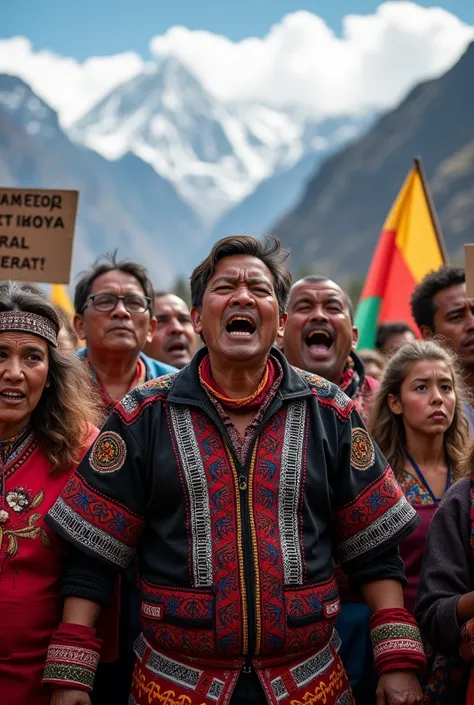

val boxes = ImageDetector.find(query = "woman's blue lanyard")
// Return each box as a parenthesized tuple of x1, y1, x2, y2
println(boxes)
(405, 450, 451, 503)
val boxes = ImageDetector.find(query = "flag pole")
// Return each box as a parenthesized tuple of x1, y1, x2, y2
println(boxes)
(413, 156, 449, 263)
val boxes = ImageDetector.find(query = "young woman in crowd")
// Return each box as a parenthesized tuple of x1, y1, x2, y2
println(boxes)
(371, 340, 469, 614)
(371, 340, 470, 701)
(0, 282, 102, 704)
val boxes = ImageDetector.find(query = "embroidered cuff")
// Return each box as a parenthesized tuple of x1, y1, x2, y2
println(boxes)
(42, 622, 102, 692)
(460, 617, 474, 662)
(370, 607, 426, 676)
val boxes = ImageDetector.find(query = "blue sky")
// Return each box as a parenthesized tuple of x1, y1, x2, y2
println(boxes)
(2, 0, 473, 59)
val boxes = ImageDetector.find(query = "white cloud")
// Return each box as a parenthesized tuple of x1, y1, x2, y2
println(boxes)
(0, 37, 144, 125)
(149, 2, 474, 117)
(0, 2, 473, 124)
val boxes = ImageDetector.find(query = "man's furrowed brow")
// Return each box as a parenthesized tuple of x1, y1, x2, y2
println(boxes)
(446, 305, 466, 317)
(211, 275, 237, 285)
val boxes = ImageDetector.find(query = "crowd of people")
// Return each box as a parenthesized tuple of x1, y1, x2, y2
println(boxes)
(1, 235, 474, 705)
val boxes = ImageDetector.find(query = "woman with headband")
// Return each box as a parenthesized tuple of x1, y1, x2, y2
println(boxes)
(0, 282, 102, 705)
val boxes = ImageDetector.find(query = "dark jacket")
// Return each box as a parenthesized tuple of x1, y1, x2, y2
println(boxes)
(48, 348, 417, 664)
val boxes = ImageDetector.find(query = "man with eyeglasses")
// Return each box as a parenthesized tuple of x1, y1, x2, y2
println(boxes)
(72, 252, 177, 705)
(73, 252, 177, 419)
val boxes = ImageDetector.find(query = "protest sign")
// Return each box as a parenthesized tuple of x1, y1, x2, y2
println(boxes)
(0, 188, 79, 283)
(465, 244, 474, 298)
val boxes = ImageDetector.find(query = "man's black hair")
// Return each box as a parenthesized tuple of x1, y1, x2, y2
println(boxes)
(74, 250, 154, 314)
(410, 265, 465, 332)
(291, 275, 354, 324)
(375, 322, 415, 351)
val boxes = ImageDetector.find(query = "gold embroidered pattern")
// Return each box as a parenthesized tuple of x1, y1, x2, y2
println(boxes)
(0, 489, 49, 561)
(289, 662, 347, 705)
(90, 431, 127, 474)
(132, 667, 206, 705)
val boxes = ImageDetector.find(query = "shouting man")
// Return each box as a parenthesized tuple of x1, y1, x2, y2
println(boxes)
(283, 275, 379, 424)
(46, 236, 424, 705)
(144, 291, 197, 369)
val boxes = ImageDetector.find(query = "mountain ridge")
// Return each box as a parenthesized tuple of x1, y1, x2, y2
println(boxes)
(272, 41, 474, 280)
(0, 73, 204, 285)
(69, 56, 369, 227)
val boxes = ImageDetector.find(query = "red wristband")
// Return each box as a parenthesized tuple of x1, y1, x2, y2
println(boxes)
(42, 622, 102, 692)
(460, 617, 474, 661)
(369, 608, 426, 676)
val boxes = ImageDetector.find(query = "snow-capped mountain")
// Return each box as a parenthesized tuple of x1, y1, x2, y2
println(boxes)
(0, 76, 61, 137)
(69, 57, 370, 227)
(0, 74, 203, 286)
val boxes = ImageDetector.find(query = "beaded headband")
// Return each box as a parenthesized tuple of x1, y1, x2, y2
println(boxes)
(0, 311, 58, 347)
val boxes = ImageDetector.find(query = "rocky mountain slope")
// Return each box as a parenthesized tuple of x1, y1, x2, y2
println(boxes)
(273, 41, 474, 280)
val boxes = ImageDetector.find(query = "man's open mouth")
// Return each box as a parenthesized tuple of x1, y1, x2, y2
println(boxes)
(304, 329, 334, 353)
(168, 341, 188, 354)
(225, 315, 256, 337)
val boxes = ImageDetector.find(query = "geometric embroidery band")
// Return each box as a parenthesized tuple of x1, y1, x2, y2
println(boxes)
(48, 496, 135, 568)
(270, 635, 335, 701)
(133, 633, 227, 702)
(338, 497, 417, 563)
(279, 400, 306, 585)
(169, 405, 213, 587)
(0, 310, 58, 347)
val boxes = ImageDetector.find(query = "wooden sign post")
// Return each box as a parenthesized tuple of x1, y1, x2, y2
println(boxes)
(0, 188, 79, 283)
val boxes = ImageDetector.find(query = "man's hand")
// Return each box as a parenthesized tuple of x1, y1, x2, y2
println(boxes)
(376, 670, 422, 704)
(50, 689, 91, 705)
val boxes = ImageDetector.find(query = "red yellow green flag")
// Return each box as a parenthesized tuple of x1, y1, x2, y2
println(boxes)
(355, 159, 447, 349)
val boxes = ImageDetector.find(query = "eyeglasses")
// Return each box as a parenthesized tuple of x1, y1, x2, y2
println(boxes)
(85, 293, 151, 314)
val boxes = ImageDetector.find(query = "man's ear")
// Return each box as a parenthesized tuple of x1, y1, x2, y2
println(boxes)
(351, 326, 359, 351)
(190, 306, 203, 335)
(277, 312, 288, 342)
(420, 325, 434, 340)
(73, 313, 85, 341)
(146, 316, 157, 344)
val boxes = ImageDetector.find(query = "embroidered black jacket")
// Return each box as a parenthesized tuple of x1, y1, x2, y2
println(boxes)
(47, 348, 418, 664)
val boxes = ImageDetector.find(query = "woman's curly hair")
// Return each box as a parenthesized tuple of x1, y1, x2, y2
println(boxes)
(0, 282, 102, 472)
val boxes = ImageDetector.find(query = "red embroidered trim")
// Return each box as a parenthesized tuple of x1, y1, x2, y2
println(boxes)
(60, 472, 144, 545)
(253, 410, 286, 655)
(115, 384, 169, 426)
(460, 617, 474, 661)
(284, 577, 340, 654)
(191, 409, 244, 656)
(315, 390, 354, 421)
(334, 467, 403, 542)
(5, 435, 38, 479)
(139, 579, 215, 656)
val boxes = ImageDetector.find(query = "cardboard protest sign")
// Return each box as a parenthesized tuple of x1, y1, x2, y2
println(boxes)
(0, 188, 79, 284)
(465, 244, 474, 298)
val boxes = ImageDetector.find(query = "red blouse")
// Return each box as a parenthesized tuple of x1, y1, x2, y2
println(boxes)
(0, 426, 98, 705)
